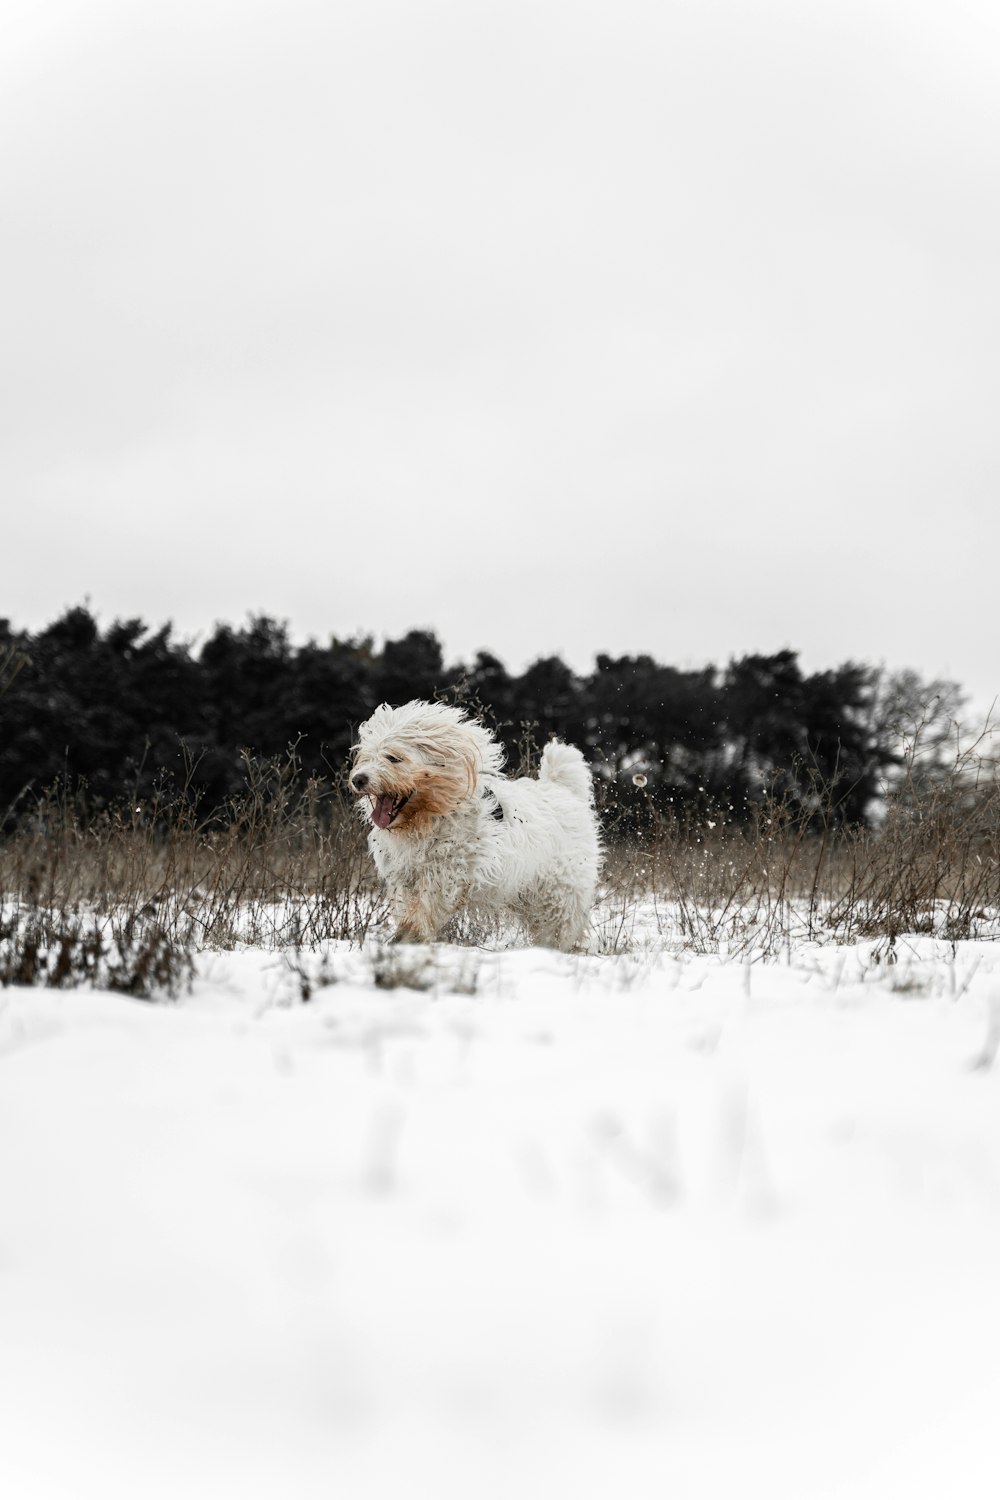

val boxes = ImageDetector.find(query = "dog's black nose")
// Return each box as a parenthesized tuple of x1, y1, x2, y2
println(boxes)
(351, 772, 369, 792)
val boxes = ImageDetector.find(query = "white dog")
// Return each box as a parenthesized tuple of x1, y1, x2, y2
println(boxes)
(350, 699, 601, 949)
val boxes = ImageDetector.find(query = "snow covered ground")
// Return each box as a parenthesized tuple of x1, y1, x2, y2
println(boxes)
(3, 923, 1000, 1499)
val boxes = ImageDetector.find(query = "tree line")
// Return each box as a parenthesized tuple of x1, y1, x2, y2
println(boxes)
(0, 607, 962, 829)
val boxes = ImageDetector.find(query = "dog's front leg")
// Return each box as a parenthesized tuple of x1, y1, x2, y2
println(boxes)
(384, 835, 474, 944)
(391, 890, 450, 944)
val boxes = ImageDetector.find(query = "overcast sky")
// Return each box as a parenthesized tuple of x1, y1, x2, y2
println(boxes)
(3, 0, 999, 714)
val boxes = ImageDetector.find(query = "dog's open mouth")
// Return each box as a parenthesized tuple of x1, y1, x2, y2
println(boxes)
(370, 791, 411, 829)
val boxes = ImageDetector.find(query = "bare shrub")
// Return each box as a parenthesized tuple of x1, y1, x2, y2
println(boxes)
(597, 718, 999, 957)
(827, 719, 1000, 944)
(0, 906, 195, 999)
(2, 719, 996, 979)
(0, 746, 388, 985)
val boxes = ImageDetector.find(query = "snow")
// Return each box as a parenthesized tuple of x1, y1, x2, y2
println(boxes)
(3, 927, 1000, 1498)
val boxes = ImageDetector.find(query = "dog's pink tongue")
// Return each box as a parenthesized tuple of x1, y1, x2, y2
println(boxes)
(371, 794, 396, 829)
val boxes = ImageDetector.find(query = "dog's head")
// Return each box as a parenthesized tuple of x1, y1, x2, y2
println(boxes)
(349, 700, 504, 833)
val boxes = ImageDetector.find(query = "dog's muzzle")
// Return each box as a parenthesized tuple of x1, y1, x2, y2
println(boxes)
(369, 791, 410, 828)
(351, 772, 411, 829)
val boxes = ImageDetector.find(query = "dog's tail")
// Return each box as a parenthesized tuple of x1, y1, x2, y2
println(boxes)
(538, 741, 594, 804)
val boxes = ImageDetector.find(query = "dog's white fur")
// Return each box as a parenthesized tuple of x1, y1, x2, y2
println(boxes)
(350, 700, 601, 949)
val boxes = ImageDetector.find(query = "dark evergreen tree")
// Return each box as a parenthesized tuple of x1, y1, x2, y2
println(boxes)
(375, 630, 447, 706)
(511, 656, 583, 756)
(0, 604, 922, 830)
(722, 650, 807, 792)
(797, 663, 880, 823)
(200, 616, 295, 752)
(287, 636, 377, 778)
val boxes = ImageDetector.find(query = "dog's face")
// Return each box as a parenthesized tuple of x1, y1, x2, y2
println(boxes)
(349, 701, 489, 834)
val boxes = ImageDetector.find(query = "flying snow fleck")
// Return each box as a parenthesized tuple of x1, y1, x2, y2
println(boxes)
(632, 774, 647, 788)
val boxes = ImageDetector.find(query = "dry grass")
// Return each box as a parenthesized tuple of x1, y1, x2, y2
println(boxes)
(1, 726, 997, 992)
(595, 722, 1000, 957)
(1, 748, 386, 992)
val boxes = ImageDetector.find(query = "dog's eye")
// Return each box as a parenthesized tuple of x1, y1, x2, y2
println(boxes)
(385, 754, 401, 764)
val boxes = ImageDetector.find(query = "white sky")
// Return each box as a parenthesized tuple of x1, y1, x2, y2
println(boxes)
(3, 0, 999, 713)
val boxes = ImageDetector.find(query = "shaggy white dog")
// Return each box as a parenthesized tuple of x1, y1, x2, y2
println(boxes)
(350, 700, 601, 949)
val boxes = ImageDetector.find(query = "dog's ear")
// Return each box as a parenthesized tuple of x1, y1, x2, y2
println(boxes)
(446, 722, 489, 794)
(419, 728, 480, 792)
(457, 733, 479, 795)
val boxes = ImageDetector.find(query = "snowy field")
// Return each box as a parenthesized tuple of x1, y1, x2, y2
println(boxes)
(3, 919, 1000, 1499)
